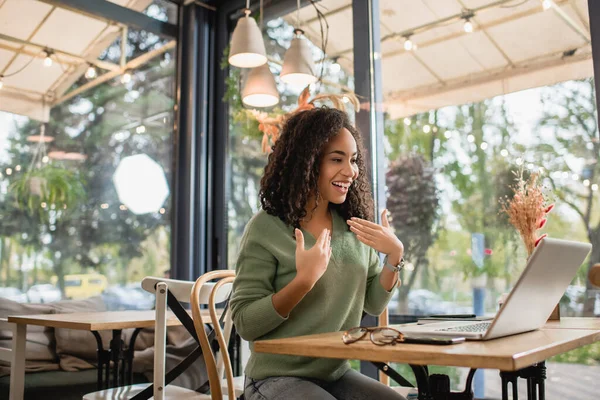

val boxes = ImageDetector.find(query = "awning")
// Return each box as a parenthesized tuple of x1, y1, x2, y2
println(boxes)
(292, 0, 593, 118)
(0, 0, 153, 121)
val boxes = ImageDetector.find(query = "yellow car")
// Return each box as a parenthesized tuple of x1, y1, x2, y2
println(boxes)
(51, 274, 108, 299)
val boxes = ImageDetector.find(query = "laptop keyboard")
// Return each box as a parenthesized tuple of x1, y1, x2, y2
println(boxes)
(435, 322, 492, 333)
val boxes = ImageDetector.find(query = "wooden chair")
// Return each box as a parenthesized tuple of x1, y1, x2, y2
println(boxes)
(191, 270, 245, 400)
(83, 272, 236, 399)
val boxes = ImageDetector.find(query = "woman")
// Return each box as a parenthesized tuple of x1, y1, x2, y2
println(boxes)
(230, 107, 406, 400)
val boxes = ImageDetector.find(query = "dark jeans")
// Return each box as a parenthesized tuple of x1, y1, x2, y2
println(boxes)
(244, 369, 407, 400)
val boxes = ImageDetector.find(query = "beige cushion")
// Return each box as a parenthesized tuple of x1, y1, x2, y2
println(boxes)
(51, 296, 113, 371)
(0, 298, 57, 369)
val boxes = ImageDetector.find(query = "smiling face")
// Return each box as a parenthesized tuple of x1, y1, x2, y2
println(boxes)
(316, 127, 359, 205)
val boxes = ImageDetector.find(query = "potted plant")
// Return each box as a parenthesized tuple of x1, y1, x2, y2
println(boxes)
(10, 165, 86, 223)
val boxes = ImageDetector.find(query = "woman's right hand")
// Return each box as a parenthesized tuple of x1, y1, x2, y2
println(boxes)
(294, 228, 332, 289)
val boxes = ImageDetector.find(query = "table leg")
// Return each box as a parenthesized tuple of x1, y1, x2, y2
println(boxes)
(126, 328, 142, 385)
(409, 365, 433, 400)
(9, 324, 26, 400)
(110, 329, 123, 387)
(92, 331, 109, 390)
(500, 371, 519, 400)
(500, 362, 546, 400)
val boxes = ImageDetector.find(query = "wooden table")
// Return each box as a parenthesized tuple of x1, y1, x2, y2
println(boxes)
(254, 318, 600, 400)
(7, 309, 215, 400)
(543, 317, 600, 330)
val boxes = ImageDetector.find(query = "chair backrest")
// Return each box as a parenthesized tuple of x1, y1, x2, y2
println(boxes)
(191, 270, 236, 400)
(141, 273, 234, 400)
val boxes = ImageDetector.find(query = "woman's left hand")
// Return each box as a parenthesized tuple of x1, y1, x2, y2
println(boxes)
(347, 209, 404, 258)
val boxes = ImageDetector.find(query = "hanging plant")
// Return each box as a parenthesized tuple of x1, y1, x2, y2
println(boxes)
(10, 165, 86, 223)
(9, 123, 86, 223)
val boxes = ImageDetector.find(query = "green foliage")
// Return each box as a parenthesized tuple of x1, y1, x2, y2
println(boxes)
(9, 166, 86, 223)
(386, 154, 440, 297)
(549, 342, 600, 365)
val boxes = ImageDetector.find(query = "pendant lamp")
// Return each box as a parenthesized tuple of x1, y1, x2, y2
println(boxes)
(229, 1, 267, 68)
(280, 29, 317, 87)
(242, 63, 279, 108)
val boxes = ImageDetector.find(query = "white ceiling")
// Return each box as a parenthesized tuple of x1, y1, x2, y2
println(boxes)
(0, 0, 153, 121)
(291, 0, 593, 118)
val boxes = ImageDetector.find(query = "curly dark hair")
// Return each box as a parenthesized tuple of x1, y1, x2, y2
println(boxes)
(259, 107, 374, 229)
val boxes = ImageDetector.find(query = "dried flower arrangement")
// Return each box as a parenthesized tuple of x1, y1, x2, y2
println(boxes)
(248, 86, 360, 153)
(500, 169, 554, 256)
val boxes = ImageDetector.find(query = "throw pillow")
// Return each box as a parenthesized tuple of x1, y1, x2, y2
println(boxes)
(0, 298, 56, 365)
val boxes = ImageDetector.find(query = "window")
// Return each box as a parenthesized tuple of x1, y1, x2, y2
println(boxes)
(0, 1, 176, 308)
(379, 1, 599, 396)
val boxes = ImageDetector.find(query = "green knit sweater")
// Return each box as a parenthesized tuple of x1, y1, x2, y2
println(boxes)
(230, 209, 395, 381)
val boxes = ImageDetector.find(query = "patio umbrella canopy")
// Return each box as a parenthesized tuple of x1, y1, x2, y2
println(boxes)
(289, 0, 593, 118)
(0, 0, 153, 121)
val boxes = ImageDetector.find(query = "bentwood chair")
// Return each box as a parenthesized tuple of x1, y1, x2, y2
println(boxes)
(83, 271, 237, 399)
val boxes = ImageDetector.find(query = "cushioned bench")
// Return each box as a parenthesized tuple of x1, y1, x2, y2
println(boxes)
(0, 295, 207, 399)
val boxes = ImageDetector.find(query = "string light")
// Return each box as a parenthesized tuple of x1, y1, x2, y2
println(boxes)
(0, 75, 4, 90)
(43, 50, 53, 67)
(121, 70, 132, 84)
(463, 19, 474, 33)
(542, 0, 552, 11)
(85, 65, 97, 79)
(403, 35, 414, 51)
(403, 117, 411, 126)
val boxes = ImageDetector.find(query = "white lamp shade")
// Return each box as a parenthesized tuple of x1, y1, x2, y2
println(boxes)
(242, 64, 279, 108)
(281, 35, 317, 87)
(229, 16, 267, 68)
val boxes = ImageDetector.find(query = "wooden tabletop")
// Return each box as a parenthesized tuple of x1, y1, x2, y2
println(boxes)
(7, 309, 216, 331)
(543, 317, 600, 330)
(254, 325, 600, 371)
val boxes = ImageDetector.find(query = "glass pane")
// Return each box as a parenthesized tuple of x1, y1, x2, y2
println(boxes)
(226, 0, 355, 266)
(380, 0, 599, 398)
(0, 5, 175, 308)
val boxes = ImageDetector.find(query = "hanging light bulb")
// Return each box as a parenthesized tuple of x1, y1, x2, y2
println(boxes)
(542, 0, 552, 10)
(281, 29, 317, 87)
(463, 18, 474, 33)
(403, 36, 414, 51)
(85, 64, 97, 79)
(229, 1, 267, 68)
(242, 63, 279, 107)
(0, 75, 4, 90)
(43, 50, 53, 67)
(121, 70, 132, 84)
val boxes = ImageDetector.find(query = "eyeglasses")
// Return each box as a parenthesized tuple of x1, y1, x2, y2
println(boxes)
(342, 326, 405, 346)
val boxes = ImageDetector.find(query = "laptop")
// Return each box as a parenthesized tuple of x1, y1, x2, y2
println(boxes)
(398, 238, 592, 341)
